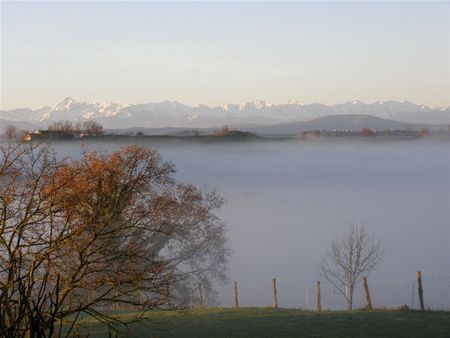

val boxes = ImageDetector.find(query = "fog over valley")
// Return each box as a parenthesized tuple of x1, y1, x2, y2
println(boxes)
(49, 137, 450, 309)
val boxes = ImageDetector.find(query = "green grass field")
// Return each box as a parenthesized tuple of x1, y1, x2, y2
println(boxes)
(70, 307, 450, 338)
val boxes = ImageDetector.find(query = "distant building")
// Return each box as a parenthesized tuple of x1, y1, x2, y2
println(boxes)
(24, 130, 75, 141)
(23, 124, 104, 141)
(321, 130, 360, 137)
(296, 128, 426, 139)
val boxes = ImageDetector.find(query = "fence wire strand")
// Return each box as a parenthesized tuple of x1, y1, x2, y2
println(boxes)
(217, 275, 450, 310)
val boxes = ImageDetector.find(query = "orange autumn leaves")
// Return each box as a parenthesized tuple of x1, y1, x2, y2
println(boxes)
(44, 146, 174, 231)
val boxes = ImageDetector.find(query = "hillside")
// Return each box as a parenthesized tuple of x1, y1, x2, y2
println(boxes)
(244, 115, 445, 134)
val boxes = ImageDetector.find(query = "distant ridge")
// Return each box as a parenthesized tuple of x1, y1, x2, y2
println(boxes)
(243, 115, 446, 134)
(1, 98, 449, 130)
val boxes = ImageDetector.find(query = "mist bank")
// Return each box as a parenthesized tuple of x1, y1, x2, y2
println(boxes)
(44, 137, 450, 309)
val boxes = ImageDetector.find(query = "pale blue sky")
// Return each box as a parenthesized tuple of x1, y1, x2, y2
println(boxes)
(1, 1, 449, 109)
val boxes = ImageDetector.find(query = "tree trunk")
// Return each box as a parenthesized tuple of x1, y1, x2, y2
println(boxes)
(348, 285, 354, 311)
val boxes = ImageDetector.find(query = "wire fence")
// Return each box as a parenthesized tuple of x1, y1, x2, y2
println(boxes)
(214, 274, 450, 311)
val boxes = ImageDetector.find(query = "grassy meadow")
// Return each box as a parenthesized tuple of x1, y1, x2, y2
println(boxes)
(70, 307, 450, 338)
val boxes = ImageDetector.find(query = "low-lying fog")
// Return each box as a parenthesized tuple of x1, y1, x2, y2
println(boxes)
(52, 138, 450, 310)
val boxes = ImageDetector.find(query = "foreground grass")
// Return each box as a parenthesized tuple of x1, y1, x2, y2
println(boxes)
(72, 307, 450, 338)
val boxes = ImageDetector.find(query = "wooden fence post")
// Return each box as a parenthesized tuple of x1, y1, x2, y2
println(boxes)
(198, 283, 204, 308)
(417, 271, 424, 311)
(272, 278, 278, 308)
(316, 281, 322, 312)
(363, 276, 373, 310)
(233, 281, 239, 308)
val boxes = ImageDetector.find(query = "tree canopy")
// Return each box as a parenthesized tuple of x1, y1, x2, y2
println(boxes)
(0, 142, 228, 337)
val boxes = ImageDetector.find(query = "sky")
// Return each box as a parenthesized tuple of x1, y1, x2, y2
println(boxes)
(1, 1, 449, 110)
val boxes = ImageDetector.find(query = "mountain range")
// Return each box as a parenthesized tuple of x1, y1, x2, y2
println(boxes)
(1, 98, 449, 132)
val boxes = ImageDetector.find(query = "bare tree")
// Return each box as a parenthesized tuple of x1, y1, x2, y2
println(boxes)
(321, 222, 383, 310)
(3, 125, 19, 140)
(0, 141, 63, 337)
(0, 141, 228, 337)
(48, 121, 74, 132)
(80, 120, 103, 136)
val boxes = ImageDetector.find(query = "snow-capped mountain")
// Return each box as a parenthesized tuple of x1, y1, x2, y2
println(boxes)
(1, 97, 449, 129)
